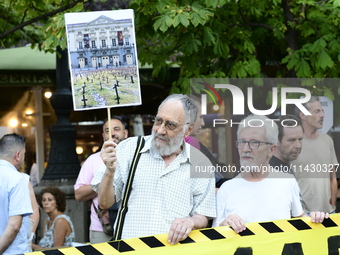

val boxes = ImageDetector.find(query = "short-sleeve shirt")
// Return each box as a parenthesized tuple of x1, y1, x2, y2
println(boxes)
(212, 171, 303, 227)
(0, 160, 33, 255)
(291, 132, 338, 213)
(74, 152, 105, 231)
(92, 135, 216, 239)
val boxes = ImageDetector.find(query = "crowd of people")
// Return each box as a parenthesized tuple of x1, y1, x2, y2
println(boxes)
(0, 94, 338, 254)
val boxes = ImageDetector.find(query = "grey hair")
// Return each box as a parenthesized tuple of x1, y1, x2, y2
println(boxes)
(0, 133, 26, 159)
(158, 94, 198, 124)
(237, 115, 278, 145)
(187, 95, 202, 122)
(294, 96, 319, 117)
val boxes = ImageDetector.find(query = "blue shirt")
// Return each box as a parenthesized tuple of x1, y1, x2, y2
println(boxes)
(0, 159, 33, 254)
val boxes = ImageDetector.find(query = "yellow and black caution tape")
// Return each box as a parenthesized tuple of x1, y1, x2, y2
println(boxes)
(25, 213, 340, 255)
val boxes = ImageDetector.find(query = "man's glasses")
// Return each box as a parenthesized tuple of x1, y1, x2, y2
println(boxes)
(235, 139, 273, 150)
(152, 116, 188, 131)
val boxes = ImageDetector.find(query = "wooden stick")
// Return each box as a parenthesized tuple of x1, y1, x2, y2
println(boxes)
(107, 107, 112, 141)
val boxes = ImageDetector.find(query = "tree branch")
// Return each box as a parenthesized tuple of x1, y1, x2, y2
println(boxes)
(281, 0, 299, 77)
(238, 7, 274, 30)
(298, 4, 321, 38)
(0, 0, 85, 40)
(21, 8, 28, 24)
(3, 0, 14, 31)
(315, 0, 329, 5)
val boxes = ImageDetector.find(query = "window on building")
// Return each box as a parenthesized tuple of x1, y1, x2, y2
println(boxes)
(125, 38, 129, 46)
(83, 34, 89, 48)
(112, 39, 116, 47)
(91, 41, 96, 48)
(79, 42, 83, 49)
(117, 31, 123, 46)
(102, 40, 106, 47)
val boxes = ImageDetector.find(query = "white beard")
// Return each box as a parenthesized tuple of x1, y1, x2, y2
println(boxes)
(151, 128, 186, 156)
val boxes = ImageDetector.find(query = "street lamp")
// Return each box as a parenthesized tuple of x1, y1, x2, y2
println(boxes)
(44, 91, 52, 98)
(76, 146, 84, 154)
(9, 118, 18, 128)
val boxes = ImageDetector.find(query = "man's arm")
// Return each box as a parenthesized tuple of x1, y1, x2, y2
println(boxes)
(0, 215, 22, 254)
(168, 215, 208, 245)
(330, 168, 337, 207)
(28, 182, 40, 234)
(98, 169, 116, 209)
(74, 153, 102, 202)
(97, 141, 117, 209)
(75, 185, 97, 202)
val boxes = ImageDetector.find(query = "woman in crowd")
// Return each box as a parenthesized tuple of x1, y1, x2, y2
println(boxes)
(32, 186, 75, 251)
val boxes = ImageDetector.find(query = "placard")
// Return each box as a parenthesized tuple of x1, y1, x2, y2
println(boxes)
(64, 10, 141, 110)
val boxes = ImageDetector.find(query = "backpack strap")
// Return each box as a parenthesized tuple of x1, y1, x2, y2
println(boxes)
(113, 136, 145, 240)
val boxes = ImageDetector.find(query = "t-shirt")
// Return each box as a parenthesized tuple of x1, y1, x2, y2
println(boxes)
(269, 155, 292, 174)
(212, 171, 303, 227)
(291, 132, 338, 213)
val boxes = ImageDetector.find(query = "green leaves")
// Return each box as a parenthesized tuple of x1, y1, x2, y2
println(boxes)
(282, 52, 300, 70)
(316, 50, 334, 69)
(213, 37, 229, 58)
(324, 87, 334, 101)
(173, 13, 189, 27)
(295, 59, 311, 77)
(153, 4, 213, 32)
(3, 0, 340, 116)
(203, 27, 215, 45)
(154, 15, 171, 32)
(0, 0, 86, 50)
(182, 33, 202, 54)
(244, 40, 255, 54)
(230, 57, 261, 78)
(190, 12, 206, 27)
(334, 0, 340, 8)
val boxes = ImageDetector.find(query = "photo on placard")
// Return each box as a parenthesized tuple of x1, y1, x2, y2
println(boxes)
(64, 9, 142, 110)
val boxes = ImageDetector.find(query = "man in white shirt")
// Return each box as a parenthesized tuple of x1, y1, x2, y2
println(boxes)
(0, 133, 32, 254)
(213, 115, 328, 233)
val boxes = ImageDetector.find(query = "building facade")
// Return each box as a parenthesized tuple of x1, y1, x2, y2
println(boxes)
(66, 15, 136, 69)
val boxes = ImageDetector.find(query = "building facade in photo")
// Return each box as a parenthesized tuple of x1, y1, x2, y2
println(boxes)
(66, 15, 136, 69)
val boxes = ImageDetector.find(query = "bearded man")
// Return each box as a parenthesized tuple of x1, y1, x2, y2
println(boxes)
(91, 94, 215, 244)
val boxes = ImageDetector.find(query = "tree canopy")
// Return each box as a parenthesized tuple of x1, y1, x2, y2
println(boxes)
(2, 0, 340, 118)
